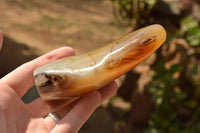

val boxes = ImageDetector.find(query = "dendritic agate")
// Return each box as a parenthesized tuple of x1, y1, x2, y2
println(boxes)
(34, 24, 167, 102)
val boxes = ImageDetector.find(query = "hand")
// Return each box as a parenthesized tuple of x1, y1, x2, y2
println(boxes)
(0, 31, 118, 133)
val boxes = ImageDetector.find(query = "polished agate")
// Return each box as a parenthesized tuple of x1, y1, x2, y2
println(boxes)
(34, 24, 167, 101)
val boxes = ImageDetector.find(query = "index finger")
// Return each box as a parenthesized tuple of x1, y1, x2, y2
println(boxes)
(0, 47, 75, 97)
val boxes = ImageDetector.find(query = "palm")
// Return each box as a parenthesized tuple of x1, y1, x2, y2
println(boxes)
(0, 84, 49, 132)
(0, 31, 117, 133)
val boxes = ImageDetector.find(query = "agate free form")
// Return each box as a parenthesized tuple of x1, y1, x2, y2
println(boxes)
(34, 24, 167, 101)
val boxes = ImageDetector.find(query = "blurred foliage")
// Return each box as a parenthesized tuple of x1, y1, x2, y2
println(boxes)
(145, 61, 200, 133)
(111, 0, 158, 27)
(145, 16, 200, 132)
(110, 0, 200, 132)
(180, 17, 200, 47)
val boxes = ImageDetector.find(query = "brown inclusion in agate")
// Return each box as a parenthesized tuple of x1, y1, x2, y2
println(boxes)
(34, 24, 167, 103)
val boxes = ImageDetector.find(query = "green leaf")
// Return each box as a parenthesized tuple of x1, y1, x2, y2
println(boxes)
(181, 17, 199, 32)
(170, 64, 183, 74)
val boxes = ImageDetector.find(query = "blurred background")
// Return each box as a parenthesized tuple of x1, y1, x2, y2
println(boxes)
(0, 0, 200, 132)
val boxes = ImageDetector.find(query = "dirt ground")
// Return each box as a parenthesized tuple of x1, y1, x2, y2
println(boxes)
(0, 0, 128, 75)
(0, 0, 128, 132)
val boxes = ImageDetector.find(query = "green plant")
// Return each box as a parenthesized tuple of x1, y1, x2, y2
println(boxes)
(146, 59, 200, 133)
(110, 1, 200, 132)
(146, 61, 184, 132)
(181, 17, 200, 47)
(110, 0, 158, 27)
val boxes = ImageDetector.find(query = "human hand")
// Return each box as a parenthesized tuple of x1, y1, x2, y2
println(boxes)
(0, 31, 118, 133)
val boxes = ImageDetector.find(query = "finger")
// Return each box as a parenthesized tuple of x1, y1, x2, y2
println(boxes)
(51, 81, 118, 133)
(1, 47, 75, 97)
(0, 30, 3, 50)
(27, 81, 117, 118)
(51, 91, 101, 133)
(98, 81, 118, 103)
(27, 97, 77, 117)
(43, 100, 79, 131)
